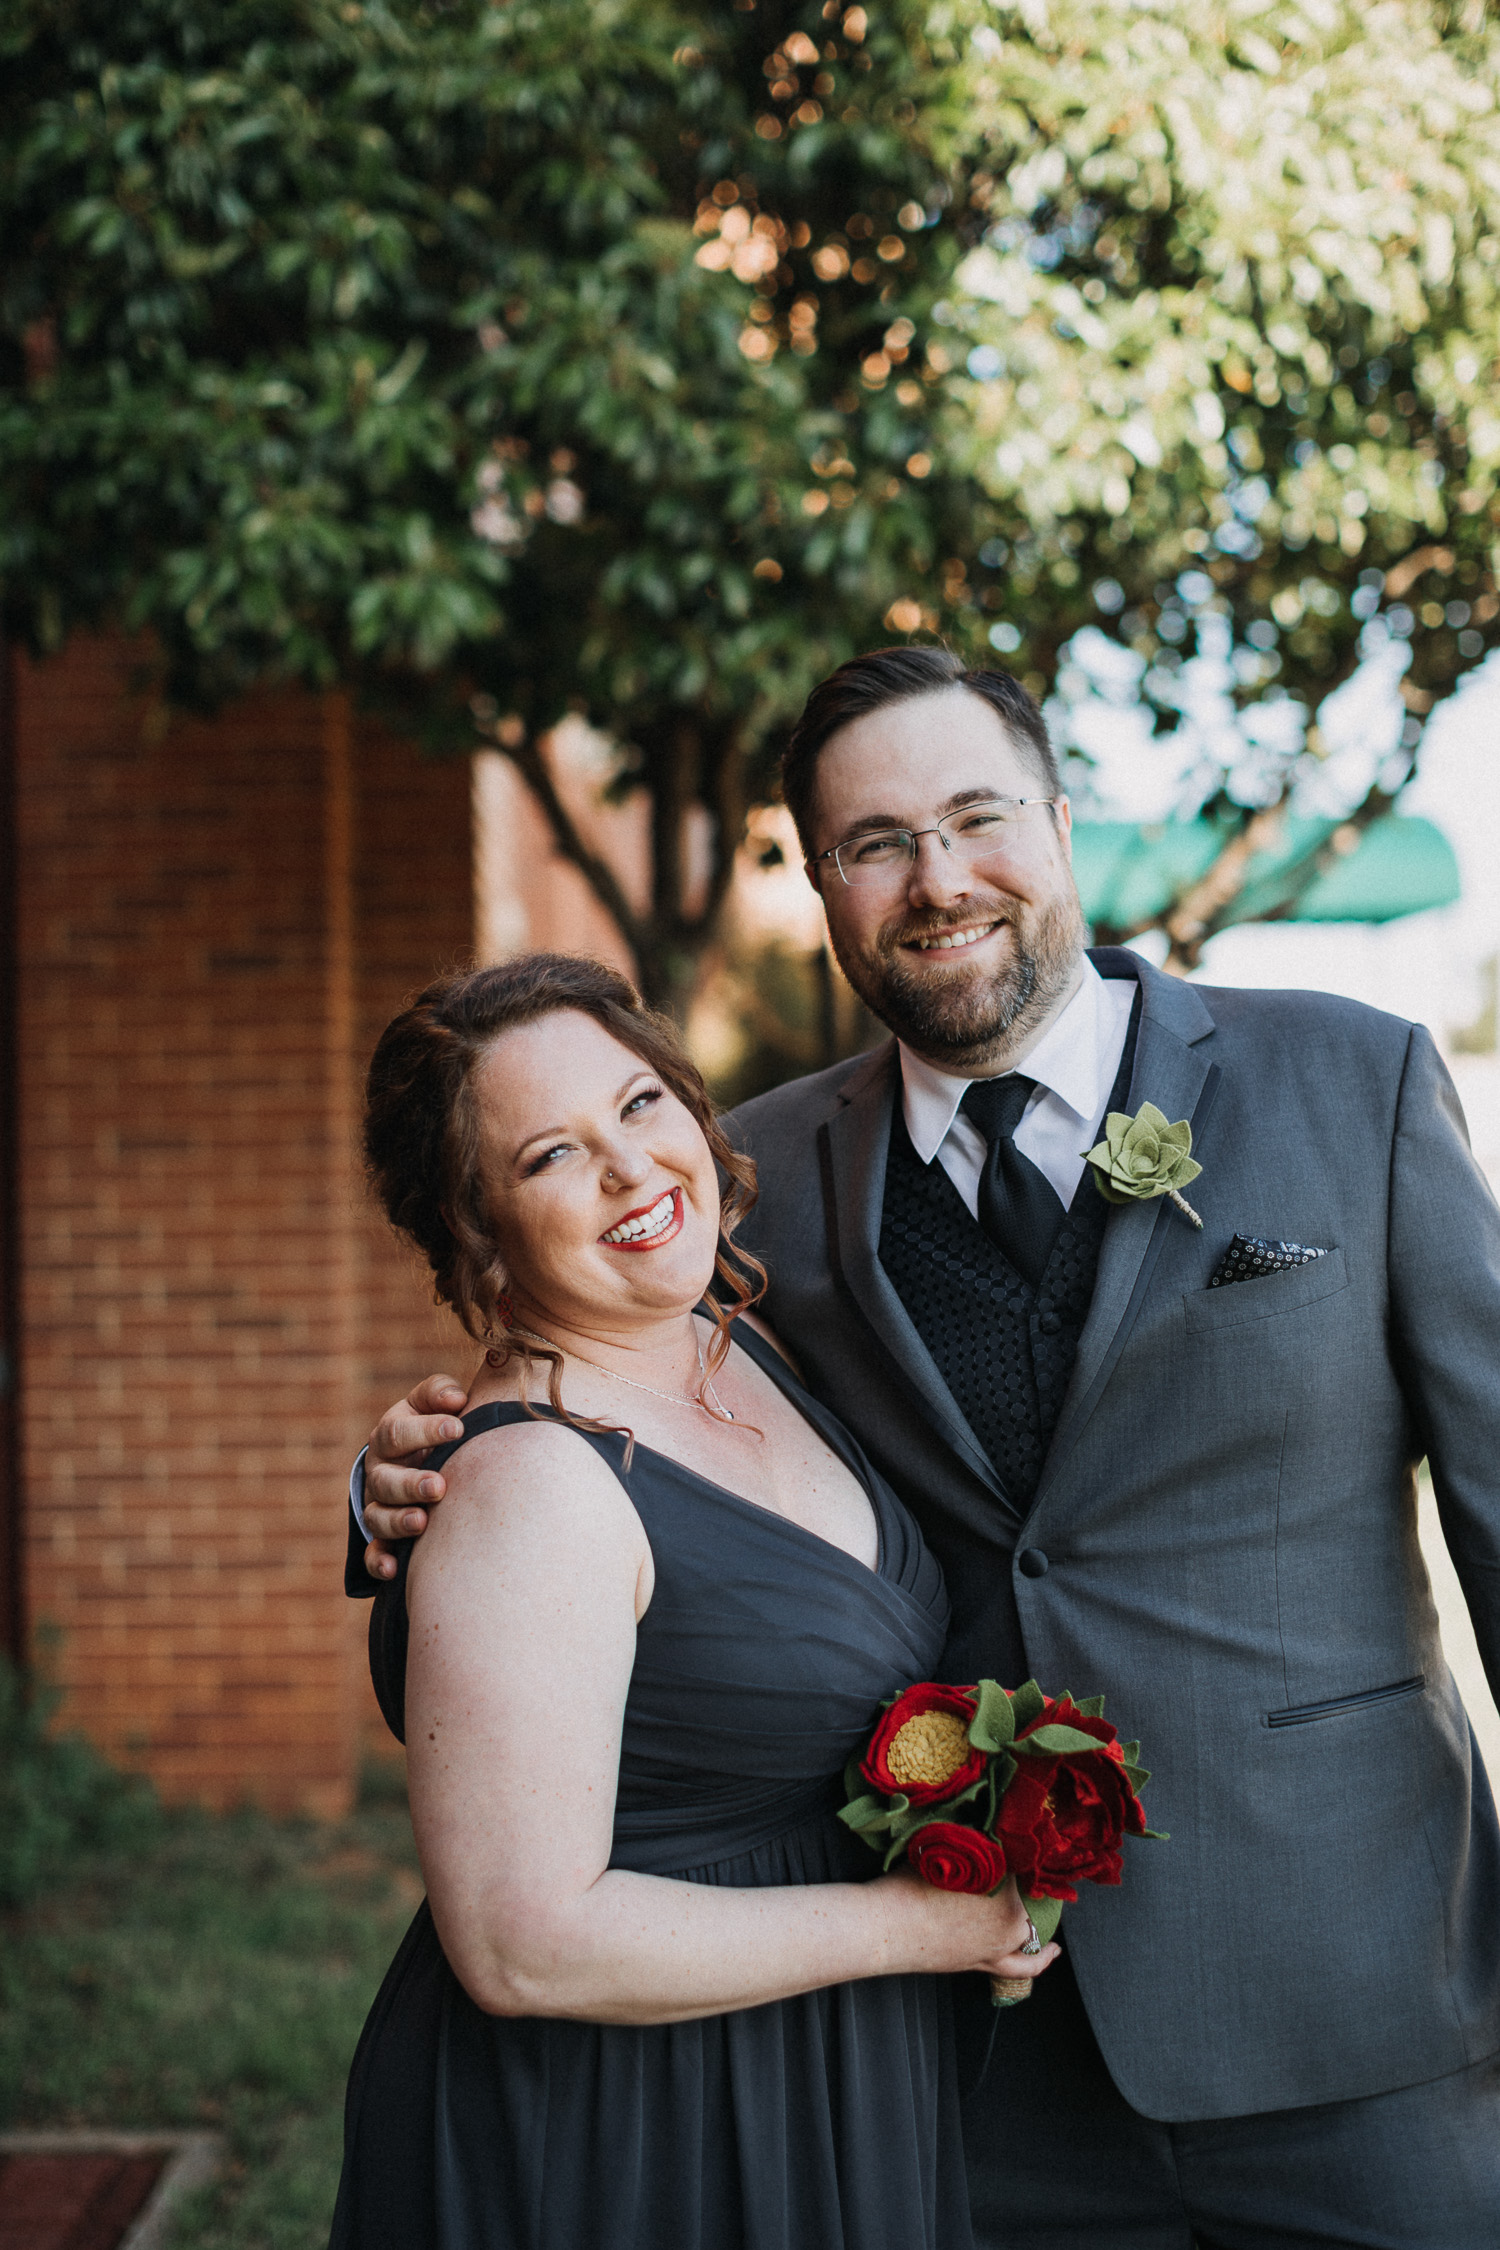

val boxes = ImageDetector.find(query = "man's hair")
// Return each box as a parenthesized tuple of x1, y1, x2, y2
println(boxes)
(780, 645, 1062, 855)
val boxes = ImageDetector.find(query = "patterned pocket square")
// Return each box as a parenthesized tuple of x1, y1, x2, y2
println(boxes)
(1208, 1233, 1329, 1288)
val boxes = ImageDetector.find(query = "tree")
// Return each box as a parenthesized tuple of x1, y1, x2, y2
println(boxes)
(11, 1, 1496, 1003)
(0, 0, 995, 1014)
(939, 0, 1500, 964)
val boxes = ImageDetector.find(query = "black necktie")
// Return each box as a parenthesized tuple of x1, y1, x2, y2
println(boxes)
(959, 1075, 1066, 1290)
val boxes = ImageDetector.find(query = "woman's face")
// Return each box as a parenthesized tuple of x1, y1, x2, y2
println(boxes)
(473, 1010, 721, 1335)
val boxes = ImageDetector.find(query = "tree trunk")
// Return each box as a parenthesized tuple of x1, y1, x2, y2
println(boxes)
(490, 711, 748, 1026)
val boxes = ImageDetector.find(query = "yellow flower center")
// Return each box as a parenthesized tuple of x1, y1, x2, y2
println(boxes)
(886, 1709, 973, 1790)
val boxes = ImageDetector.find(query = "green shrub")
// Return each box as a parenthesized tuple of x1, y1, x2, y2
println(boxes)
(0, 1647, 161, 1908)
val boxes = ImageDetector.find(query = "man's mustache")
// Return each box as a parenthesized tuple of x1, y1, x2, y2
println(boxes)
(879, 902, 1020, 956)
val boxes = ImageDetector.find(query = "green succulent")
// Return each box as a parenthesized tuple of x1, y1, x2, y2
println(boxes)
(1084, 1104, 1203, 1228)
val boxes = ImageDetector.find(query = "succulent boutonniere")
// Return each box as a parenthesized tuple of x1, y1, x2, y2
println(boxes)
(1084, 1103, 1203, 1229)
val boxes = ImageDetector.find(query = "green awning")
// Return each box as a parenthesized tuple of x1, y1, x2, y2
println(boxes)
(1072, 814, 1460, 934)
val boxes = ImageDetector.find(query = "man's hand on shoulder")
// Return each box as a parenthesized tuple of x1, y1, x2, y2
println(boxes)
(362, 1374, 470, 1582)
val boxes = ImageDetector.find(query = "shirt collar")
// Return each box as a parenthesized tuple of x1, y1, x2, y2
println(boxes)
(898, 957, 1117, 1165)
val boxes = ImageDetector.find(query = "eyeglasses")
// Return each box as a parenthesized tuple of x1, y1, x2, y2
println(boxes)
(808, 797, 1064, 889)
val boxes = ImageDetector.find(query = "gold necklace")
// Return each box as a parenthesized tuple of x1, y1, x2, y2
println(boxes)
(507, 1323, 736, 1422)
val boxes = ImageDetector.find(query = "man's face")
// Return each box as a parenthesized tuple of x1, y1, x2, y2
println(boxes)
(806, 686, 1087, 1072)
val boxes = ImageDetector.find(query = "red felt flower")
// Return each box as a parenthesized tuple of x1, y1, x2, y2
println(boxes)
(995, 1697, 1148, 1903)
(907, 1822, 1009, 1894)
(861, 1683, 985, 1807)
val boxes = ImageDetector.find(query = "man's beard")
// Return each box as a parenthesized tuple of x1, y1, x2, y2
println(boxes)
(832, 889, 1086, 1071)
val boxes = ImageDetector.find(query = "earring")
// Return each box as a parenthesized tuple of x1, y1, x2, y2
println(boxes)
(495, 1290, 514, 1330)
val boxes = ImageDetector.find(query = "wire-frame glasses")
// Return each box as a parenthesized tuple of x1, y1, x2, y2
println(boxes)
(809, 797, 1063, 888)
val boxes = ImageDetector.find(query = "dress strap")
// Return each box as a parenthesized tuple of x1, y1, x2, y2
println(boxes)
(423, 1399, 629, 1478)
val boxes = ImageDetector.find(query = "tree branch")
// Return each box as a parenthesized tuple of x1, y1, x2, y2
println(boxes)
(1154, 781, 1399, 973)
(494, 729, 645, 959)
(1159, 801, 1290, 969)
(694, 720, 746, 941)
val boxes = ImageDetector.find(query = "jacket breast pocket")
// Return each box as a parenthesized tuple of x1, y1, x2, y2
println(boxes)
(1182, 1246, 1348, 1335)
(1265, 1674, 1425, 1729)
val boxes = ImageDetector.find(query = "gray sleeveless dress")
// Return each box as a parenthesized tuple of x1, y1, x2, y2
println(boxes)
(330, 1326, 971, 2250)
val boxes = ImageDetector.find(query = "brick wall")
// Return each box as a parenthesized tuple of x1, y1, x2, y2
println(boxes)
(14, 639, 475, 1811)
(348, 718, 477, 1760)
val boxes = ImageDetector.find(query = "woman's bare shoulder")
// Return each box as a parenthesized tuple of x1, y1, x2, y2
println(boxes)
(418, 1415, 643, 1561)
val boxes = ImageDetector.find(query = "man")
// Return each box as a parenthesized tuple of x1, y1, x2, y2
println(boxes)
(355, 647, 1500, 2246)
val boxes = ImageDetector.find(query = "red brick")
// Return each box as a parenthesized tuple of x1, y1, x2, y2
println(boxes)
(15, 639, 475, 1810)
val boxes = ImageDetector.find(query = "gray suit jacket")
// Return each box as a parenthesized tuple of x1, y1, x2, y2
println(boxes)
(728, 949, 1500, 2122)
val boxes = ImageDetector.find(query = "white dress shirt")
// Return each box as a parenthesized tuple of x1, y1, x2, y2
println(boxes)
(351, 961, 1137, 1539)
(899, 958, 1136, 1222)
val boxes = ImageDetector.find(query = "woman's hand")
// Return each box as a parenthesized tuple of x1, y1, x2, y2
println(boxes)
(878, 1867, 1060, 1988)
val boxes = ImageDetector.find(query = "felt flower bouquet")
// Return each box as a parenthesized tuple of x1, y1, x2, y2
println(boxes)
(839, 1679, 1163, 2004)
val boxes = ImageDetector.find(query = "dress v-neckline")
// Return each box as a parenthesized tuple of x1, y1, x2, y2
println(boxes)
(619, 1431, 887, 1583)
(443, 1323, 889, 1584)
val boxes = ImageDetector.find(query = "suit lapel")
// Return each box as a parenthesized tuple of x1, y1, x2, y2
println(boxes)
(1037, 958, 1219, 1496)
(823, 1042, 1013, 1510)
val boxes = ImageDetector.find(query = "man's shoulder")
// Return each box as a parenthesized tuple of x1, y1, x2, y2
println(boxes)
(1190, 977, 1418, 1061)
(725, 1041, 896, 1154)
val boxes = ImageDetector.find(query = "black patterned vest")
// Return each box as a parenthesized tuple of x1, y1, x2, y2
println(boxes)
(878, 994, 1139, 1508)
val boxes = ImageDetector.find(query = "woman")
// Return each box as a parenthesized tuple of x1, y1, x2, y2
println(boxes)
(331, 954, 1054, 2250)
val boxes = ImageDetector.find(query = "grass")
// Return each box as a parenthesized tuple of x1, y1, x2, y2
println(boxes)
(0, 1754, 422, 2249)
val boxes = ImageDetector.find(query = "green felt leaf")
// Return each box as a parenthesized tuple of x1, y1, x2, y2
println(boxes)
(969, 1677, 1016, 1754)
(1022, 1892, 1065, 1946)
(885, 1774, 987, 1851)
(1121, 1741, 1140, 1765)
(838, 1793, 894, 1834)
(900, 1799, 982, 1843)
(1015, 1722, 1105, 1756)
(1009, 1681, 1047, 1731)
(1085, 1104, 1203, 1206)
(1142, 1826, 1170, 1841)
(1074, 1696, 1107, 1719)
(1090, 1173, 1134, 1205)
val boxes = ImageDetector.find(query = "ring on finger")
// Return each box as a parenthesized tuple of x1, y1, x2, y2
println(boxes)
(1019, 1915, 1043, 1958)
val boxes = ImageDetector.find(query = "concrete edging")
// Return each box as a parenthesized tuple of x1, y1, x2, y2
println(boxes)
(0, 2129, 223, 2250)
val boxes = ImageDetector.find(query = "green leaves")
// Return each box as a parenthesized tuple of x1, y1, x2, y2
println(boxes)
(1014, 1722, 1108, 1757)
(1, 0, 998, 1006)
(1007, 1680, 1048, 1735)
(23, 2, 1495, 1010)
(1085, 1104, 1203, 1225)
(946, 0, 1500, 801)
(1022, 1892, 1064, 1949)
(967, 1676, 1016, 1755)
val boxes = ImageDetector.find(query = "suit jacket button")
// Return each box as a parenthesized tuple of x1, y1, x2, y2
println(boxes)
(1018, 1548, 1049, 1579)
(1037, 1311, 1062, 1335)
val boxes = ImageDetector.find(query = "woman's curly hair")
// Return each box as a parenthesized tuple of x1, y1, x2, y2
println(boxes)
(363, 953, 764, 1435)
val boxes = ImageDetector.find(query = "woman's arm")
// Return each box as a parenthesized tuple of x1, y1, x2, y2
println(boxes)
(405, 1421, 1051, 2025)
